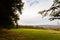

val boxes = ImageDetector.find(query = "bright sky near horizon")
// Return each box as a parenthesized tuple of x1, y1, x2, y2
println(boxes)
(18, 0, 60, 25)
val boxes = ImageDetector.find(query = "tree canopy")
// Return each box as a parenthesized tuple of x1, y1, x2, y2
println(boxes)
(0, 0, 24, 28)
(38, 0, 60, 21)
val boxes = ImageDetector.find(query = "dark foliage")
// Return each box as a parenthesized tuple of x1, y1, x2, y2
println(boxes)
(38, 0, 60, 21)
(0, 0, 24, 28)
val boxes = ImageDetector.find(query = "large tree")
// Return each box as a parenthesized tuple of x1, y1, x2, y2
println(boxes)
(39, 0, 60, 21)
(0, 0, 24, 28)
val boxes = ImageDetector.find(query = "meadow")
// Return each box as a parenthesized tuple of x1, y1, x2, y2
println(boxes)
(0, 28, 60, 40)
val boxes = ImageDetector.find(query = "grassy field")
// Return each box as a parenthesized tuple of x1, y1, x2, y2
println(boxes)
(0, 28, 60, 40)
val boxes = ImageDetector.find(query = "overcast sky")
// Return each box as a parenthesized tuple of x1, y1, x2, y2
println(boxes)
(18, 0, 60, 25)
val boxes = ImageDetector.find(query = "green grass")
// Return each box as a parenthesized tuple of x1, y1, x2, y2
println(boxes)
(0, 28, 60, 40)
